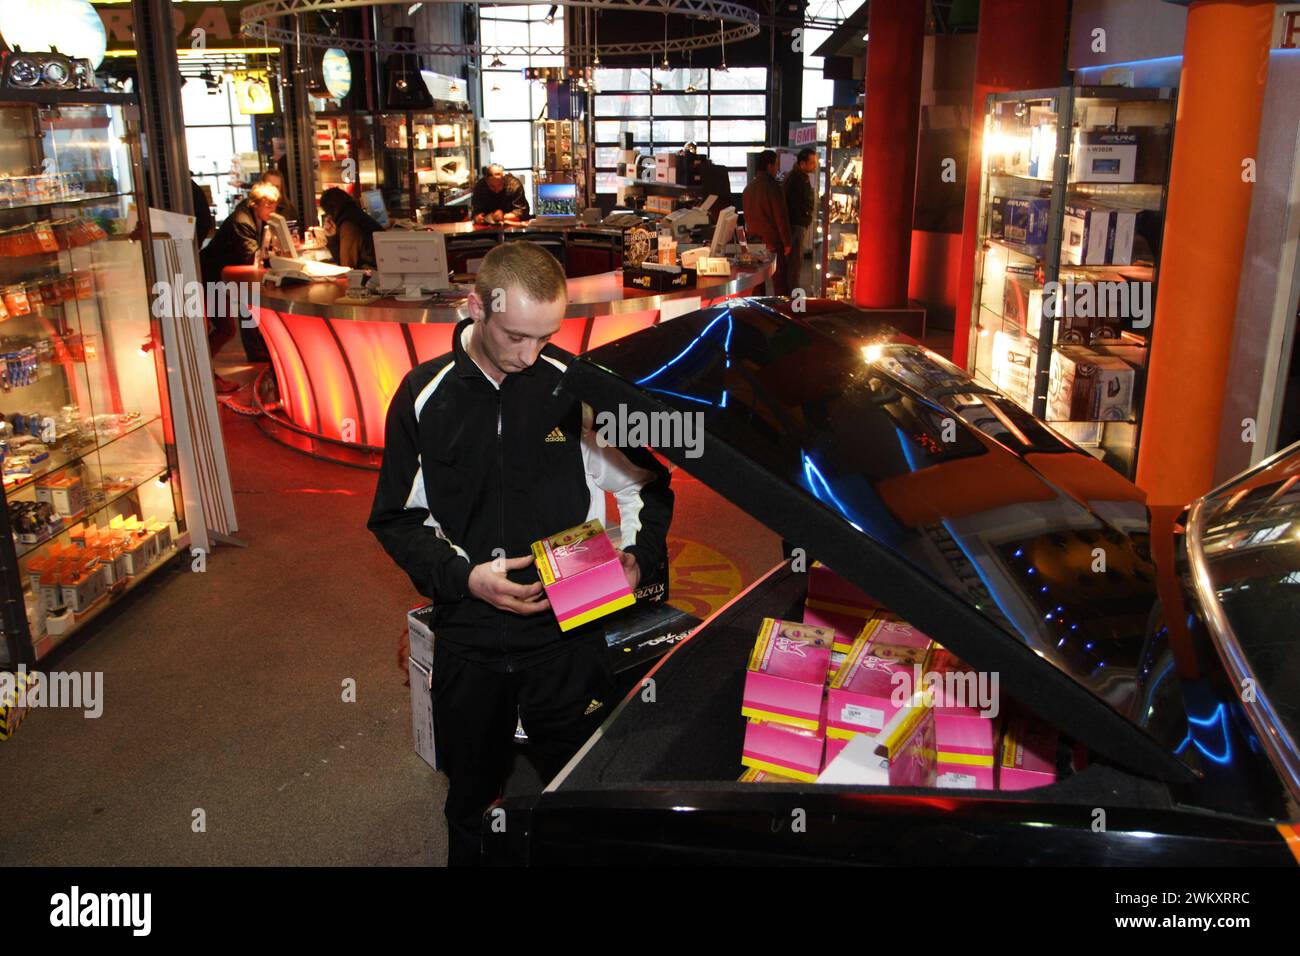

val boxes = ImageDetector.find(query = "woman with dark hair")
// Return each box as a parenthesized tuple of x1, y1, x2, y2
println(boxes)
(319, 187, 384, 269)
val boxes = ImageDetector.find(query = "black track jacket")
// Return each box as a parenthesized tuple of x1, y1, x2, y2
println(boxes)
(368, 319, 674, 666)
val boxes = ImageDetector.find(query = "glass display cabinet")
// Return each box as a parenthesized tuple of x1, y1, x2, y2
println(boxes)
(380, 108, 476, 222)
(967, 86, 1175, 478)
(0, 91, 186, 666)
(817, 105, 862, 300)
(312, 111, 381, 215)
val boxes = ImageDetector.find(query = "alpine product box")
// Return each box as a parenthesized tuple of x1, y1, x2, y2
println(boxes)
(999, 711, 1058, 790)
(1070, 131, 1137, 183)
(407, 605, 439, 770)
(826, 636, 910, 738)
(741, 718, 826, 783)
(741, 617, 834, 730)
(531, 519, 635, 632)
(1047, 346, 1136, 423)
(992, 196, 1051, 252)
(1062, 202, 1111, 266)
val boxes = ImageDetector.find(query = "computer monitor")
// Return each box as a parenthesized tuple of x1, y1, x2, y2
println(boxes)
(373, 231, 449, 290)
(536, 183, 578, 216)
(709, 206, 738, 256)
(268, 213, 297, 258)
(361, 189, 390, 227)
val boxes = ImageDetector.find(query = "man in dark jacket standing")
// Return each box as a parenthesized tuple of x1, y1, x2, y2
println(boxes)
(741, 150, 792, 295)
(783, 148, 818, 294)
(368, 241, 673, 866)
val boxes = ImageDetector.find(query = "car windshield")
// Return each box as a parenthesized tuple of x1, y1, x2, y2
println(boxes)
(1195, 448, 1300, 749)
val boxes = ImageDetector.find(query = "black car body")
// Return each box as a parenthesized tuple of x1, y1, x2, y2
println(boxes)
(483, 298, 1300, 865)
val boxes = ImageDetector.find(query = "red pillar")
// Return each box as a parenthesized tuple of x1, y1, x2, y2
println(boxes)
(951, 0, 1068, 364)
(852, 0, 925, 308)
(1136, 1, 1273, 506)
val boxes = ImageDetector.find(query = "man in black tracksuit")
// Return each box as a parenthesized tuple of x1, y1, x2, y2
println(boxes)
(368, 241, 673, 866)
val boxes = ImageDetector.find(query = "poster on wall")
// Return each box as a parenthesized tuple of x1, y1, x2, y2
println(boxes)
(233, 70, 275, 115)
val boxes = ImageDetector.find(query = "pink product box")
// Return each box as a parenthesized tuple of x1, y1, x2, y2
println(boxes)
(864, 619, 933, 665)
(742, 618, 833, 730)
(741, 719, 825, 783)
(826, 638, 910, 738)
(818, 701, 937, 787)
(806, 561, 878, 619)
(531, 519, 635, 633)
(998, 713, 1059, 791)
(929, 650, 999, 789)
(804, 605, 871, 655)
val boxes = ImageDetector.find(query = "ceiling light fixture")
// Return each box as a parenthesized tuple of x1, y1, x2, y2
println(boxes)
(717, 18, 728, 72)
(544, 4, 557, 23)
(408, 2, 423, 13)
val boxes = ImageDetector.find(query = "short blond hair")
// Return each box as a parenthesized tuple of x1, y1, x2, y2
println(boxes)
(250, 182, 280, 205)
(474, 241, 566, 311)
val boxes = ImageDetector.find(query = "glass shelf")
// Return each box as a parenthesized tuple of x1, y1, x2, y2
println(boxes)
(15, 464, 168, 560)
(3, 414, 163, 499)
(0, 190, 130, 214)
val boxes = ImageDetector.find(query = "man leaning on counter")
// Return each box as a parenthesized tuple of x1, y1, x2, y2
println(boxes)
(471, 164, 531, 224)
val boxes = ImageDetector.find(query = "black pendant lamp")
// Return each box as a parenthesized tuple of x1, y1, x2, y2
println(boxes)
(384, 26, 433, 109)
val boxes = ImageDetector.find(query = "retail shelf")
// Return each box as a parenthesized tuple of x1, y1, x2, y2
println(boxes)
(32, 541, 182, 660)
(989, 172, 1167, 188)
(15, 463, 169, 561)
(0, 191, 130, 214)
(2, 415, 162, 501)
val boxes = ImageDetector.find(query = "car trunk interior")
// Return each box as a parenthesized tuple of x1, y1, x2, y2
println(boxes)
(556, 561, 1175, 811)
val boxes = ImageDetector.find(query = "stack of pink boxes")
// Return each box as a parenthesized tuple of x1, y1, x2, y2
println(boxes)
(740, 617, 834, 782)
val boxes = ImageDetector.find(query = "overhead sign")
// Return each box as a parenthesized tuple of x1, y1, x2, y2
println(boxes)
(232, 70, 274, 114)
(1276, 5, 1300, 49)
(91, 1, 254, 53)
(788, 122, 817, 147)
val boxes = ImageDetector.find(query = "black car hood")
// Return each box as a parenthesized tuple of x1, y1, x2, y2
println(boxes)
(561, 298, 1195, 783)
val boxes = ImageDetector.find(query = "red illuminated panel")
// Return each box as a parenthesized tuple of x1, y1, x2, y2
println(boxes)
(257, 309, 317, 432)
(408, 324, 456, 363)
(587, 311, 657, 350)
(551, 317, 588, 354)
(282, 314, 360, 442)
(330, 320, 416, 447)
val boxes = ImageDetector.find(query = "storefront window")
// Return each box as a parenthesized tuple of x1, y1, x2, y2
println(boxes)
(181, 75, 257, 220)
(592, 67, 768, 194)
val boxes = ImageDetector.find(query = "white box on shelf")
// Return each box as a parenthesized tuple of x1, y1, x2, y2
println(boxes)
(1070, 131, 1137, 183)
(1062, 202, 1113, 266)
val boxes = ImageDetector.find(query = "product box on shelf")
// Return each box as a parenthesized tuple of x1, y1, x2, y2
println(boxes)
(1070, 131, 1138, 183)
(60, 557, 107, 615)
(1001, 263, 1041, 335)
(862, 618, 932, 665)
(998, 711, 1059, 790)
(997, 196, 1052, 252)
(407, 605, 439, 770)
(34, 474, 87, 518)
(826, 636, 910, 738)
(531, 519, 635, 632)
(818, 695, 937, 787)
(1062, 202, 1112, 266)
(741, 617, 834, 730)
(1047, 346, 1136, 423)
(803, 605, 872, 655)
(929, 648, 999, 789)
(1105, 208, 1138, 266)
(741, 717, 826, 783)
(991, 330, 1037, 412)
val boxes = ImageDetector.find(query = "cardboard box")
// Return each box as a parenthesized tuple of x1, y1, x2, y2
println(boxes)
(826, 636, 910, 737)
(1048, 346, 1135, 423)
(991, 330, 1037, 412)
(862, 618, 932, 665)
(1062, 202, 1112, 266)
(1105, 208, 1137, 266)
(803, 605, 870, 655)
(622, 263, 693, 292)
(1001, 196, 1052, 251)
(407, 606, 439, 770)
(1001, 263, 1041, 335)
(1070, 131, 1137, 183)
(998, 712, 1058, 790)
(531, 519, 635, 632)
(806, 561, 878, 620)
(929, 649, 998, 789)
(742, 617, 834, 730)
(817, 696, 937, 787)
(738, 766, 803, 783)
(741, 718, 826, 783)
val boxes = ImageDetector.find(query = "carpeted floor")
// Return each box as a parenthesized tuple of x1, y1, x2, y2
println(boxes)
(1, 356, 780, 866)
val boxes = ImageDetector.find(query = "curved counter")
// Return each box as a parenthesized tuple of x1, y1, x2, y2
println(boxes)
(246, 247, 774, 467)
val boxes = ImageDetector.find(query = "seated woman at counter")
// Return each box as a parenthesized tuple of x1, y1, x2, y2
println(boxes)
(471, 164, 531, 224)
(319, 187, 384, 269)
